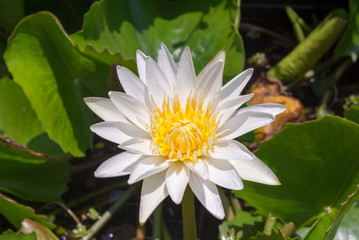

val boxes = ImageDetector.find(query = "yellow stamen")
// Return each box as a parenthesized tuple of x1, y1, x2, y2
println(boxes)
(150, 95, 218, 162)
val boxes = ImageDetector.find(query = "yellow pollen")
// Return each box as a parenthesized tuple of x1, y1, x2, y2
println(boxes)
(150, 94, 217, 162)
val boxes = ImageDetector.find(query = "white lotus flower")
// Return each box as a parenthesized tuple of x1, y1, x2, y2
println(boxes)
(85, 44, 285, 223)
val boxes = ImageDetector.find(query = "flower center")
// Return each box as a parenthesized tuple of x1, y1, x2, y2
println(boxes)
(150, 95, 218, 162)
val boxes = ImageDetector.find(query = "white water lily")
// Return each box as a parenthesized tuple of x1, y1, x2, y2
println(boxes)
(85, 44, 285, 223)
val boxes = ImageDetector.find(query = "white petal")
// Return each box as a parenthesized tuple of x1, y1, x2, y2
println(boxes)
(218, 112, 275, 140)
(94, 151, 142, 178)
(90, 121, 150, 144)
(175, 47, 196, 107)
(128, 155, 171, 184)
(235, 103, 287, 117)
(189, 172, 224, 219)
(204, 156, 243, 190)
(119, 138, 153, 155)
(146, 57, 172, 107)
(186, 158, 209, 180)
(116, 66, 147, 104)
(196, 61, 224, 108)
(139, 171, 168, 223)
(197, 49, 225, 91)
(216, 93, 254, 127)
(218, 68, 253, 103)
(209, 140, 254, 160)
(109, 91, 150, 131)
(165, 161, 190, 204)
(158, 43, 177, 88)
(229, 157, 280, 185)
(84, 97, 128, 122)
(136, 50, 148, 84)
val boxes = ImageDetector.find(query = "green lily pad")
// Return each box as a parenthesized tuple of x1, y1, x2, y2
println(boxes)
(334, 199, 359, 240)
(235, 116, 359, 237)
(0, 194, 55, 229)
(0, 230, 36, 240)
(250, 231, 300, 240)
(3, 12, 98, 156)
(304, 185, 359, 240)
(0, 78, 43, 145)
(71, 0, 244, 82)
(0, 141, 70, 202)
(219, 210, 264, 240)
(344, 105, 359, 125)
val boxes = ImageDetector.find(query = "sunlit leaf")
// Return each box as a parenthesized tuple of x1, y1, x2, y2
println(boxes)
(250, 229, 300, 240)
(71, 0, 244, 82)
(0, 78, 43, 145)
(303, 185, 359, 240)
(0, 194, 55, 229)
(219, 210, 264, 240)
(3, 12, 99, 156)
(334, 199, 359, 240)
(0, 230, 36, 240)
(235, 116, 359, 238)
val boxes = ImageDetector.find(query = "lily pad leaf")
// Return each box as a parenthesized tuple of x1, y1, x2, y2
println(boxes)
(219, 210, 264, 240)
(0, 230, 36, 240)
(235, 116, 359, 234)
(71, 0, 244, 82)
(3, 12, 98, 156)
(0, 77, 43, 145)
(250, 228, 301, 240)
(303, 185, 359, 240)
(344, 105, 359, 125)
(0, 194, 55, 229)
(334, 198, 359, 240)
(0, 141, 70, 202)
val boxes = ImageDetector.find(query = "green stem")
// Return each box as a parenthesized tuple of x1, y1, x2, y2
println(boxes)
(182, 187, 197, 240)
(81, 183, 140, 240)
(162, 218, 172, 240)
(233, 0, 241, 32)
(152, 203, 162, 240)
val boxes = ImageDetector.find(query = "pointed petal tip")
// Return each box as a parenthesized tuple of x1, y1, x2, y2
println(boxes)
(172, 198, 182, 205)
(161, 42, 168, 49)
(233, 181, 244, 190)
(243, 68, 254, 76)
(208, 205, 225, 220)
(89, 124, 95, 132)
(216, 212, 225, 220)
(94, 170, 106, 178)
(270, 177, 281, 185)
(127, 177, 135, 185)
